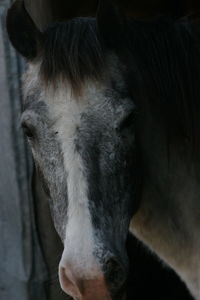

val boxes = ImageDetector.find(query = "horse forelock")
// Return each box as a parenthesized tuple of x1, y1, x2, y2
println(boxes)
(39, 18, 106, 95)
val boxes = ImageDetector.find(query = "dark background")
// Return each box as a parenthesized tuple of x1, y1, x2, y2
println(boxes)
(25, 0, 200, 30)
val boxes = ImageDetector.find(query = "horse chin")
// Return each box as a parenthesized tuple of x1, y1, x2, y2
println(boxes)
(109, 284, 127, 300)
(112, 291, 127, 300)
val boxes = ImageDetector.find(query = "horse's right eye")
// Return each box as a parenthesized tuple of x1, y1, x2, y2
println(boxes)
(21, 122, 34, 139)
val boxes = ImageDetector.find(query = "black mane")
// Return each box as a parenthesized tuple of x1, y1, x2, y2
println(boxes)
(126, 18, 200, 151)
(41, 16, 200, 151)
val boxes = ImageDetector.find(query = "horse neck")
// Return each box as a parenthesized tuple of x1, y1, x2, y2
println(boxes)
(130, 181, 200, 299)
(130, 111, 200, 298)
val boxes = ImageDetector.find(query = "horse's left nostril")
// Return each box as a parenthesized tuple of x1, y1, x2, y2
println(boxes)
(104, 257, 127, 292)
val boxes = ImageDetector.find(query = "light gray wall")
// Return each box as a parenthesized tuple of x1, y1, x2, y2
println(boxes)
(0, 1, 69, 299)
(0, 1, 48, 299)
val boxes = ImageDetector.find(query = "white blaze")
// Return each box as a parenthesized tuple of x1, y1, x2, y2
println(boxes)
(23, 64, 106, 277)
(45, 84, 102, 278)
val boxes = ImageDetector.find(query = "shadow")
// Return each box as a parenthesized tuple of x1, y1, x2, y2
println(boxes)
(126, 233, 193, 300)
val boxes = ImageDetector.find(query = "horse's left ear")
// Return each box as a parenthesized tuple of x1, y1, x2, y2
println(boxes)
(97, 0, 126, 49)
(188, 13, 200, 35)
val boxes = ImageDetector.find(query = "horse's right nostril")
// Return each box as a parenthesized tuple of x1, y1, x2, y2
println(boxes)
(59, 266, 82, 299)
(104, 257, 127, 292)
(59, 264, 112, 300)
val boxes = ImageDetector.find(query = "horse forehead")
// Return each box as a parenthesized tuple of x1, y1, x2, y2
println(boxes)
(25, 65, 105, 108)
(23, 62, 127, 134)
(47, 80, 110, 108)
(23, 61, 130, 122)
(47, 88, 121, 147)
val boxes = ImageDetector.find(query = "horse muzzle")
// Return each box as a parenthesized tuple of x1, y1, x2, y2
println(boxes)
(59, 254, 127, 300)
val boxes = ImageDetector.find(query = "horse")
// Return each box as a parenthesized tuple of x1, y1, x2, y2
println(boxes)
(6, 0, 200, 299)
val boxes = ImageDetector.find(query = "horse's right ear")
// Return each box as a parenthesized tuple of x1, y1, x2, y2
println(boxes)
(6, 0, 43, 60)
(97, 0, 126, 49)
(188, 13, 200, 35)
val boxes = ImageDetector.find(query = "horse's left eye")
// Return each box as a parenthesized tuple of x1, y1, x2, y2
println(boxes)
(21, 122, 34, 139)
(118, 112, 135, 132)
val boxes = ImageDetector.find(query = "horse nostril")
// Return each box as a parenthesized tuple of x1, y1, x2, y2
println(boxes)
(59, 264, 112, 300)
(104, 258, 127, 292)
(59, 266, 82, 300)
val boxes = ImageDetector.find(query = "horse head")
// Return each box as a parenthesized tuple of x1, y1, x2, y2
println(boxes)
(7, 1, 141, 299)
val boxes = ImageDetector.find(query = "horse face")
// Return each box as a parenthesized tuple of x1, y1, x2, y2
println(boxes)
(7, 1, 140, 299)
(21, 60, 139, 299)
